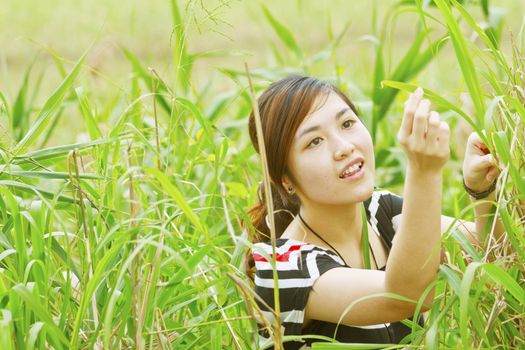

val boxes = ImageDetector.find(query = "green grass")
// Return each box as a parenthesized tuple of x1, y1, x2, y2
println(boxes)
(0, 0, 524, 349)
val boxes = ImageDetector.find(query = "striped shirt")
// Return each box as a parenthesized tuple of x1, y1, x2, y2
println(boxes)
(253, 191, 422, 349)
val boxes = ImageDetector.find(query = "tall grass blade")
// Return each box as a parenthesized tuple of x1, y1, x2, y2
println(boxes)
(261, 5, 302, 61)
(0, 180, 76, 203)
(433, 0, 485, 126)
(381, 81, 479, 133)
(0, 310, 15, 350)
(12, 284, 69, 349)
(13, 49, 89, 155)
(12, 64, 32, 139)
(245, 63, 283, 349)
(13, 138, 116, 164)
(75, 87, 102, 140)
(170, 0, 191, 94)
(145, 167, 206, 234)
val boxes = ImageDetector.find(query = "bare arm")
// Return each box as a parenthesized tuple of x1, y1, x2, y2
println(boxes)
(440, 131, 505, 252)
(441, 193, 504, 245)
(386, 167, 443, 306)
(305, 88, 449, 326)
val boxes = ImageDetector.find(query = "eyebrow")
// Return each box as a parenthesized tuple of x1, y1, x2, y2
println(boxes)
(296, 107, 352, 140)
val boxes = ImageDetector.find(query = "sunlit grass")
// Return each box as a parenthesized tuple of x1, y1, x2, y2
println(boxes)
(0, 0, 524, 349)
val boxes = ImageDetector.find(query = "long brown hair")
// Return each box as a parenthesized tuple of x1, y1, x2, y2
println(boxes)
(245, 75, 359, 275)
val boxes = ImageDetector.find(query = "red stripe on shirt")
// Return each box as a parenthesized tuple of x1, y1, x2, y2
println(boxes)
(253, 244, 303, 263)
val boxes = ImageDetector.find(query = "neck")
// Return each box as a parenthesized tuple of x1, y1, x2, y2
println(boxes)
(298, 202, 363, 244)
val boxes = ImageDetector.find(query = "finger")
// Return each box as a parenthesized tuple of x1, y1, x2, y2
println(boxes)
(472, 153, 498, 171)
(437, 121, 450, 148)
(467, 132, 489, 154)
(482, 153, 498, 167)
(412, 99, 431, 139)
(399, 87, 424, 139)
(426, 111, 440, 142)
(486, 167, 500, 182)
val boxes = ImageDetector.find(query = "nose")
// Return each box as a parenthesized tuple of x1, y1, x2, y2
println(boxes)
(332, 135, 355, 161)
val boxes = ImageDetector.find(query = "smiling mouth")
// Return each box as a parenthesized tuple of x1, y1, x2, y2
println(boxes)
(339, 161, 364, 178)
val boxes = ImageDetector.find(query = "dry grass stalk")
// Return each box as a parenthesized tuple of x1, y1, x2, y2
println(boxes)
(244, 62, 283, 350)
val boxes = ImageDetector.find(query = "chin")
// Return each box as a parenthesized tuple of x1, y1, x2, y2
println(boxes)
(315, 185, 375, 206)
(352, 183, 375, 202)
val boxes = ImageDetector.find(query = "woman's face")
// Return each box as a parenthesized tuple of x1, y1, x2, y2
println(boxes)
(285, 91, 375, 206)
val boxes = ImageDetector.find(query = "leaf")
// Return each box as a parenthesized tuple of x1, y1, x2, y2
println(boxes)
(459, 262, 481, 345)
(0, 310, 15, 350)
(12, 63, 32, 132)
(170, 0, 191, 94)
(433, 0, 485, 125)
(450, 1, 510, 76)
(12, 284, 69, 348)
(27, 322, 45, 350)
(75, 87, 102, 140)
(13, 138, 116, 164)
(492, 131, 510, 165)
(380, 81, 478, 132)
(167, 245, 212, 286)
(372, 30, 448, 139)
(0, 180, 76, 204)
(1, 171, 103, 180)
(13, 48, 90, 155)
(311, 343, 400, 349)
(145, 167, 206, 234)
(70, 236, 130, 349)
(261, 4, 302, 60)
(483, 264, 525, 303)
(176, 97, 214, 145)
(485, 7, 506, 48)
(121, 48, 171, 113)
(481, 0, 489, 18)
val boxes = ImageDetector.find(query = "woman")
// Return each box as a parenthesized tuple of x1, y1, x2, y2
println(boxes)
(246, 76, 502, 349)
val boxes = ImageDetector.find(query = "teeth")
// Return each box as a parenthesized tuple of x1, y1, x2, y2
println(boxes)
(341, 162, 362, 177)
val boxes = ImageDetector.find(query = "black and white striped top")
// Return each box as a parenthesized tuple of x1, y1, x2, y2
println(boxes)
(252, 191, 421, 349)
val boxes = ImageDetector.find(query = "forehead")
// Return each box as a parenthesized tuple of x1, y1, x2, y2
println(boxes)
(301, 91, 351, 125)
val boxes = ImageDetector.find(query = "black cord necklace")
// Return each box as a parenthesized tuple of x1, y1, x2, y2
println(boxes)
(297, 211, 378, 269)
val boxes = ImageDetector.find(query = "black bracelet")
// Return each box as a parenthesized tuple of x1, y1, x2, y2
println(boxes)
(463, 178, 497, 200)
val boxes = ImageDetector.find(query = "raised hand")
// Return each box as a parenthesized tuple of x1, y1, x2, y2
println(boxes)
(397, 87, 450, 173)
(463, 132, 500, 193)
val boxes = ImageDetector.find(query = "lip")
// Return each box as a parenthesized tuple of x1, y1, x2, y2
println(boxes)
(339, 158, 365, 179)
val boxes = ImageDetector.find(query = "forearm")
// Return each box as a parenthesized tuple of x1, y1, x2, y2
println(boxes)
(470, 191, 505, 244)
(385, 166, 442, 302)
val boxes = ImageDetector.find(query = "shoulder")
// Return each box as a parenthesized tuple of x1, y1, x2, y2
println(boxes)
(252, 239, 345, 284)
(252, 239, 346, 340)
(364, 190, 402, 212)
(364, 190, 403, 247)
(364, 190, 403, 220)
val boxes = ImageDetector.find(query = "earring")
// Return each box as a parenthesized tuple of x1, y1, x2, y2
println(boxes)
(283, 182, 295, 195)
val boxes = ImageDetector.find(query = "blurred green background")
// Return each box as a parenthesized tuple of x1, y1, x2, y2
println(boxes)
(1, 2, 525, 348)
(2, 0, 524, 121)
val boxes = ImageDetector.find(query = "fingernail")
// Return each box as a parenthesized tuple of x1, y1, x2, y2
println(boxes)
(415, 87, 424, 97)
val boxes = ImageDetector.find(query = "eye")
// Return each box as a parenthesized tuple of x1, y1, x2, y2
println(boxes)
(307, 137, 322, 148)
(342, 119, 356, 129)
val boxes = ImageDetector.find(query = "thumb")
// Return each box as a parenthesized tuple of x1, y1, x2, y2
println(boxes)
(486, 167, 500, 182)
(479, 153, 497, 167)
(469, 153, 496, 172)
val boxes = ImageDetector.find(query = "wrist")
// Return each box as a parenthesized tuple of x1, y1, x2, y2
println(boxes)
(463, 178, 497, 200)
(406, 164, 443, 178)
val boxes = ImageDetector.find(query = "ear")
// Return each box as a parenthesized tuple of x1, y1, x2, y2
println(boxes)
(281, 175, 293, 192)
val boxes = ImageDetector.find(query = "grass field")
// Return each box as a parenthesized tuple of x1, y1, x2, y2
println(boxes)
(0, 0, 524, 349)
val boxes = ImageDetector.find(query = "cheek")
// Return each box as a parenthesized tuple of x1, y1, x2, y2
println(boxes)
(293, 156, 336, 198)
(360, 129, 375, 160)
(290, 152, 331, 185)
